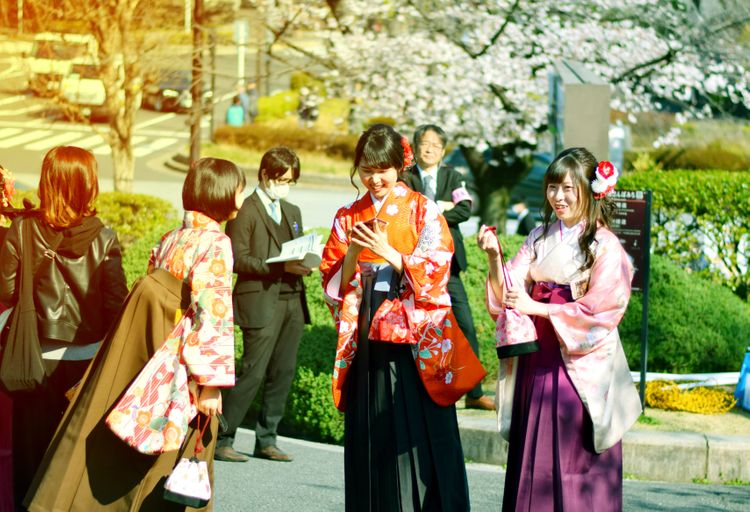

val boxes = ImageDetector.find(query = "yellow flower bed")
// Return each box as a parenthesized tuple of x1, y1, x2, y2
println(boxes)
(645, 380, 737, 414)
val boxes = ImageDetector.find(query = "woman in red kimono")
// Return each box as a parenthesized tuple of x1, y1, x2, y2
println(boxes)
(320, 124, 485, 511)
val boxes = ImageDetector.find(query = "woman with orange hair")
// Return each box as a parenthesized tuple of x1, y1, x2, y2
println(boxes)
(0, 146, 128, 504)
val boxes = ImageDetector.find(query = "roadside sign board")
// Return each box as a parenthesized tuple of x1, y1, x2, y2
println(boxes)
(610, 189, 652, 291)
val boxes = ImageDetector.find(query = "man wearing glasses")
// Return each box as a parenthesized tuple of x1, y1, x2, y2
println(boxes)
(401, 124, 496, 411)
(217, 146, 312, 463)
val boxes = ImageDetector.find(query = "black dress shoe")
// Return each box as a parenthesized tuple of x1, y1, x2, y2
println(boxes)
(253, 445, 293, 462)
(214, 446, 250, 462)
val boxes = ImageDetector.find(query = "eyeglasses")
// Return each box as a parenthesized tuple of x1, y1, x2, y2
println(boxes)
(418, 141, 444, 150)
(273, 178, 297, 186)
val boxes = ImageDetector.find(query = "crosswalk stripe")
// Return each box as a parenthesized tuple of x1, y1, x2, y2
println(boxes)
(133, 137, 179, 157)
(72, 134, 107, 149)
(92, 135, 147, 155)
(0, 130, 53, 148)
(0, 95, 25, 107)
(24, 131, 82, 151)
(0, 127, 23, 139)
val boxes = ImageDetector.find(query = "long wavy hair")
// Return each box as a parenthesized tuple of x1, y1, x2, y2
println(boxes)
(536, 147, 616, 270)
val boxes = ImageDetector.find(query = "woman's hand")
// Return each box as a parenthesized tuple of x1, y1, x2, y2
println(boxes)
(197, 386, 222, 417)
(477, 225, 500, 259)
(505, 285, 549, 318)
(350, 221, 403, 273)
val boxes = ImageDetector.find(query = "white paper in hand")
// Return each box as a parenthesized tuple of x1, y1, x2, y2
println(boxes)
(265, 233, 323, 269)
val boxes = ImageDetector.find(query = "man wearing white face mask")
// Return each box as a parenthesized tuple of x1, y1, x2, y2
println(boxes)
(217, 146, 312, 463)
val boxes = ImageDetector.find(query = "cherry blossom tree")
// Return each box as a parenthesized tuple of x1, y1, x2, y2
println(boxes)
(260, 0, 750, 223)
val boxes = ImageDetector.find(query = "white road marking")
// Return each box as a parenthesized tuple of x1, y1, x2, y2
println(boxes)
(0, 129, 53, 148)
(24, 131, 83, 151)
(0, 95, 26, 107)
(92, 135, 147, 155)
(133, 137, 179, 157)
(0, 127, 23, 139)
(134, 112, 176, 130)
(0, 104, 45, 117)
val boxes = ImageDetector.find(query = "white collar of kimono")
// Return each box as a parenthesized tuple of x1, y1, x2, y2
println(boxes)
(560, 219, 584, 238)
(369, 190, 391, 213)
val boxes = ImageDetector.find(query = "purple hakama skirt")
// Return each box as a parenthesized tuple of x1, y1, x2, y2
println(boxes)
(502, 282, 622, 512)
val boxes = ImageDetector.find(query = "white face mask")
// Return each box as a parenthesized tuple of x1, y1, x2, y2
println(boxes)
(266, 179, 290, 200)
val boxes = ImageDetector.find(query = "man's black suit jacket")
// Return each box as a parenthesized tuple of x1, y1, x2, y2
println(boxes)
(226, 190, 311, 329)
(400, 165, 471, 274)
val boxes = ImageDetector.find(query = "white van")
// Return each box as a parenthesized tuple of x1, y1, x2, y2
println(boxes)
(26, 33, 98, 95)
(60, 58, 142, 120)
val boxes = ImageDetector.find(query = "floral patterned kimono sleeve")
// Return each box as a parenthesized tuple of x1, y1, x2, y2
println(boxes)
(485, 229, 538, 316)
(182, 233, 236, 387)
(547, 232, 633, 356)
(320, 207, 359, 307)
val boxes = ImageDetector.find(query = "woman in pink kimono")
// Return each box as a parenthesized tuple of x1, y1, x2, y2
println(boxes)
(320, 124, 485, 511)
(478, 147, 641, 511)
(26, 158, 245, 512)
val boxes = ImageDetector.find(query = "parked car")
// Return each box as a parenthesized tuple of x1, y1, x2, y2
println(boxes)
(25, 32, 98, 95)
(142, 69, 212, 112)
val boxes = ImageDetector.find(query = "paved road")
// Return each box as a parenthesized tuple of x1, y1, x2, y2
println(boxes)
(216, 429, 750, 512)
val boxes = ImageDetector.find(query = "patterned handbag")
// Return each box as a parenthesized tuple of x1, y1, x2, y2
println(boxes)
(494, 235, 538, 359)
(163, 414, 212, 508)
(105, 317, 196, 454)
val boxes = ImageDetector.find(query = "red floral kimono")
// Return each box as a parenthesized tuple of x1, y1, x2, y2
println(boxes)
(320, 182, 485, 410)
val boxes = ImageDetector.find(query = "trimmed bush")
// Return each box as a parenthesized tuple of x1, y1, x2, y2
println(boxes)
(289, 71, 326, 97)
(619, 253, 750, 373)
(214, 123, 359, 161)
(619, 169, 750, 301)
(255, 90, 299, 123)
(625, 143, 750, 172)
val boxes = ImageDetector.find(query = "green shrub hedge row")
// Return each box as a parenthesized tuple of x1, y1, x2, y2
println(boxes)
(619, 169, 750, 301)
(625, 143, 750, 172)
(214, 123, 359, 161)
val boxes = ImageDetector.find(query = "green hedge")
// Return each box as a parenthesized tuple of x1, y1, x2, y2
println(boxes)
(625, 143, 750, 172)
(214, 123, 358, 161)
(619, 169, 750, 301)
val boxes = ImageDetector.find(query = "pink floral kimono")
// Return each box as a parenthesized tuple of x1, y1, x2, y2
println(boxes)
(487, 220, 641, 511)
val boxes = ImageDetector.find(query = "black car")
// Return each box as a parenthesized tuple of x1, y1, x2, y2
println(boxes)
(142, 70, 211, 112)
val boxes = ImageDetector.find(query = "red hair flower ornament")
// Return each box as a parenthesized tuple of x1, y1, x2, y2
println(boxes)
(591, 160, 619, 199)
(400, 136, 414, 169)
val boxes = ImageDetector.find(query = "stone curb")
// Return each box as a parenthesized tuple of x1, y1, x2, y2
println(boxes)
(457, 413, 750, 484)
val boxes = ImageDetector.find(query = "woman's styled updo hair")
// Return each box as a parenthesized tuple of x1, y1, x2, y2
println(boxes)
(182, 157, 246, 222)
(539, 147, 616, 270)
(350, 123, 405, 191)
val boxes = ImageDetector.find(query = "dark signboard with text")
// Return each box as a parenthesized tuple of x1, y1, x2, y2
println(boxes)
(610, 190, 652, 291)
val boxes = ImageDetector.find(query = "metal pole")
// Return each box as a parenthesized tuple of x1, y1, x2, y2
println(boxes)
(184, 0, 191, 33)
(237, 38, 245, 86)
(189, 0, 203, 166)
(638, 190, 653, 409)
(255, 5, 263, 95)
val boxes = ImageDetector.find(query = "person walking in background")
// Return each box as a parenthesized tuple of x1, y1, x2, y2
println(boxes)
(512, 198, 536, 236)
(477, 147, 641, 511)
(244, 82, 259, 123)
(215, 146, 311, 464)
(320, 124, 485, 511)
(226, 96, 245, 127)
(0, 147, 128, 506)
(401, 124, 495, 411)
(26, 157, 245, 511)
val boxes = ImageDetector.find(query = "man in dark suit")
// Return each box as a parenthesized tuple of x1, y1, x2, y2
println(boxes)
(401, 124, 495, 410)
(513, 198, 537, 236)
(216, 147, 312, 463)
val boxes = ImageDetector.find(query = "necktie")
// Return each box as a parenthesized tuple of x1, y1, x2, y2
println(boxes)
(423, 174, 436, 200)
(269, 201, 281, 224)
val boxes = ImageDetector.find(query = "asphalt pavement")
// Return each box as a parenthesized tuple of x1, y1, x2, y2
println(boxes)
(215, 428, 750, 512)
